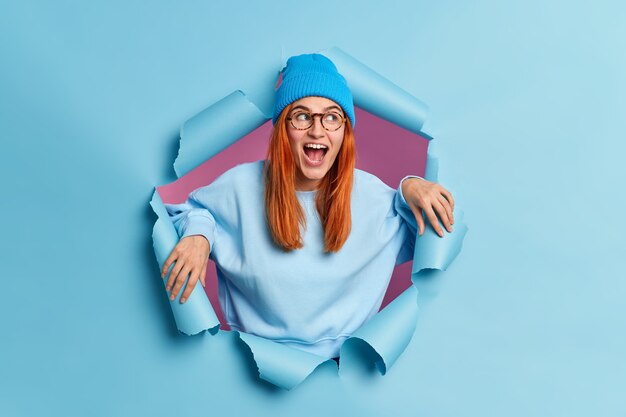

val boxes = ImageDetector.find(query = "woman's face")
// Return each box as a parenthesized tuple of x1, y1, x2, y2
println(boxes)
(286, 96, 346, 191)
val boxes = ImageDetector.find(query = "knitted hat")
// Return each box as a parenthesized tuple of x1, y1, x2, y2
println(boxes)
(273, 53, 355, 127)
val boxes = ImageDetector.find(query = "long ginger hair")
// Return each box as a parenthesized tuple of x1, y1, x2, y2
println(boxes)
(264, 104, 356, 253)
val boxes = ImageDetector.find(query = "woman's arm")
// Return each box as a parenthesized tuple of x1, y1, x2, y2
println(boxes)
(160, 162, 257, 303)
(162, 190, 219, 304)
(400, 177, 455, 237)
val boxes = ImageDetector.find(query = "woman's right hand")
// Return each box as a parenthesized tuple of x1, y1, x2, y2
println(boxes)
(161, 235, 211, 304)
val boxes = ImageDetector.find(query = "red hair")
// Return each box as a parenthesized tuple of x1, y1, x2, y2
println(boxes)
(264, 104, 356, 252)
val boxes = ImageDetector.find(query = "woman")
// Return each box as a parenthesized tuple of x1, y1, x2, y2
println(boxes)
(162, 53, 454, 359)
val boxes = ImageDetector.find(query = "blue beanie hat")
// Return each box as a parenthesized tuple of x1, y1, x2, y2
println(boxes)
(273, 53, 355, 127)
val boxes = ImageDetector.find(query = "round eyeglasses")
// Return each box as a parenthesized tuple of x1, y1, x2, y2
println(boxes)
(287, 111, 346, 131)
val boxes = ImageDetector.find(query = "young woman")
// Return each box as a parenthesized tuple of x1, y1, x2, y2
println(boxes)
(162, 53, 455, 359)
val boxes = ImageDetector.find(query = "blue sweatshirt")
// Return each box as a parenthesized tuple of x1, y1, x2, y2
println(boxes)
(165, 160, 418, 358)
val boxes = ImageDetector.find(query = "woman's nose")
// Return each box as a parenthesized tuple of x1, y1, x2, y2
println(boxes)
(308, 116, 325, 137)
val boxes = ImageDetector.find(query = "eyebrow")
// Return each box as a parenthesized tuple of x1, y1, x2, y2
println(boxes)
(291, 105, 343, 113)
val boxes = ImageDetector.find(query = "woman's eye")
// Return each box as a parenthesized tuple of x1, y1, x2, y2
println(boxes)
(295, 113, 311, 121)
(325, 113, 340, 122)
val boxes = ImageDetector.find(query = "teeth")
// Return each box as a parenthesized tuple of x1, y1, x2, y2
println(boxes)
(304, 143, 328, 149)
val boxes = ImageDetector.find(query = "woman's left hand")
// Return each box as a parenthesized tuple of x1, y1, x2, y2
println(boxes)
(401, 177, 455, 237)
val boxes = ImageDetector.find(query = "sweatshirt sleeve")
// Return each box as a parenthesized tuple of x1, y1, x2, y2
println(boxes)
(393, 175, 424, 264)
(164, 189, 218, 250)
(163, 162, 259, 252)
(394, 175, 426, 234)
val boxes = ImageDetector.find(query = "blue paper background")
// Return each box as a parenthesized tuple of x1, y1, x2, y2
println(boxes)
(2, 1, 625, 416)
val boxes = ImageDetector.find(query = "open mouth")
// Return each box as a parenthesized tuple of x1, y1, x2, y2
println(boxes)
(303, 143, 328, 166)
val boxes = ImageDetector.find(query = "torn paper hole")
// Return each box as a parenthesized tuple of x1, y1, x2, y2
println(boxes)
(150, 47, 468, 390)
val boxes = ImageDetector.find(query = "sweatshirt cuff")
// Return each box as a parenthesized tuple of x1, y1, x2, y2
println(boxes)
(180, 210, 217, 249)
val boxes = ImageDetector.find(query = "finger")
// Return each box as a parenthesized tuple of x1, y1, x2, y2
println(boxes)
(416, 208, 425, 236)
(199, 261, 207, 288)
(433, 199, 453, 233)
(161, 252, 177, 279)
(165, 258, 184, 292)
(438, 194, 454, 226)
(424, 206, 444, 237)
(440, 187, 455, 214)
(170, 265, 191, 301)
(408, 203, 425, 236)
(180, 268, 200, 303)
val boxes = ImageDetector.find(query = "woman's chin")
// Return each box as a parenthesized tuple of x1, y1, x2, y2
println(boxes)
(296, 164, 329, 189)
(300, 167, 327, 181)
